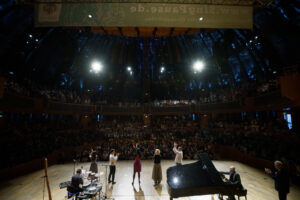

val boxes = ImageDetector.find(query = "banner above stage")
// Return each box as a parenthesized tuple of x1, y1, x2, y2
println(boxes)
(35, 2, 253, 29)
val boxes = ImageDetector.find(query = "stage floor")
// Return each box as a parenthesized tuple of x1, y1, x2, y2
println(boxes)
(0, 160, 299, 200)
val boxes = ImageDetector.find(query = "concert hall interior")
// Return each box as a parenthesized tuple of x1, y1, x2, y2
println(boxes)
(0, 0, 300, 200)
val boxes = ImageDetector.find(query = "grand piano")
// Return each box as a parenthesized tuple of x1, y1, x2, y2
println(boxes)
(167, 153, 247, 200)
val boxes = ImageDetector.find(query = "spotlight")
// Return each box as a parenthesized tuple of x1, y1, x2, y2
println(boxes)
(193, 60, 205, 72)
(35, 39, 38, 42)
(127, 66, 132, 71)
(173, 177, 179, 184)
(130, 71, 133, 76)
(199, 17, 203, 21)
(160, 67, 165, 73)
(29, 34, 33, 38)
(90, 61, 103, 73)
(88, 14, 92, 18)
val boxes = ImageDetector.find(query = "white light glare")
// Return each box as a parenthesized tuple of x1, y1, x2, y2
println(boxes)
(160, 67, 165, 73)
(199, 17, 203, 21)
(173, 177, 179, 184)
(88, 14, 92, 18)
(127, 66, 132, 71)
(130, 71, 133, 76)
(29, 34, 33, 38)
(91, 61, 103, 73)
(35, 39, 38, 42)
(193, 60, 205, 72)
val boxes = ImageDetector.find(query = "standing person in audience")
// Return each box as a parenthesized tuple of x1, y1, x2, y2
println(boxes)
(265, 161, 290, 200)
(152, 149, 162, 186)
(173, 142, 183, 165)
(132, 151, 142, 185)
(108, 149, 119, 184)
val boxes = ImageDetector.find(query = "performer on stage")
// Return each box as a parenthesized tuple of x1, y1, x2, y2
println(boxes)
(108, 149, 119, 184)
(222, 166, 243, 186)
(265, 161, 290, 200)
(89, 148, 98, 173)
(152, 149, 162, 186)
(132, 151, 142, 185)
(220, 166, 243, 200)
(173, 142, 183, 165)
(69, 169, 84, 193)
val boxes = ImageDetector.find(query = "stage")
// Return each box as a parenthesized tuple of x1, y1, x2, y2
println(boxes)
(0, 160, 299, 200)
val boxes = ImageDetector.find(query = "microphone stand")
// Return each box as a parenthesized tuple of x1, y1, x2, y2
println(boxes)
(73, 159, 78, 175)
(100, 163, 113, 200)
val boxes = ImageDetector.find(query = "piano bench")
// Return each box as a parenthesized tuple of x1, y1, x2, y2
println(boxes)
(218, 189, 247, 200)
(237, 189, 247, 200)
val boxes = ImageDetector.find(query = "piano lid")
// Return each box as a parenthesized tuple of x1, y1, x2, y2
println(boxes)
(167, 153, 224, 189)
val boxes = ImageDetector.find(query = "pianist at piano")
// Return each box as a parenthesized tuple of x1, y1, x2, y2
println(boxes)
(220, 166, 243, 200)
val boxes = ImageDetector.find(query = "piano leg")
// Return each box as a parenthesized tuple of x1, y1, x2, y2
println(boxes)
(218, 194, 224, 200)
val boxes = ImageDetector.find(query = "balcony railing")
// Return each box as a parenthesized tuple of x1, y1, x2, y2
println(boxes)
(0, 90, 294, 114)
(48, 101, 95, 113)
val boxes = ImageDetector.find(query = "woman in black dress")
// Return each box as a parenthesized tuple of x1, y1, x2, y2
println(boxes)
(89, 148, 98, 173)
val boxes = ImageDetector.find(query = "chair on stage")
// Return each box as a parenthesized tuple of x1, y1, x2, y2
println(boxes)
(67, 191, 78, 200)
(66, 186, 87, 200)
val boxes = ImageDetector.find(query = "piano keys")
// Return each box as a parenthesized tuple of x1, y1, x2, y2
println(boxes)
(166, 153, 247, 200)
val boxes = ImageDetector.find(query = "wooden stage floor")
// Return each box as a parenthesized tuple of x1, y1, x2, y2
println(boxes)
(0, 160, 300, 200)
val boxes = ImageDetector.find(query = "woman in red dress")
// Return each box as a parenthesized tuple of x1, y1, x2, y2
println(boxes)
(132, 151, 142, 185)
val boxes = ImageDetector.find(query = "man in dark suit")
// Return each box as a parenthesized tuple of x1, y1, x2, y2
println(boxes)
(265, 161, 290, 200)
(69, 169, 84, 193)
(221, 166, 243, 200)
